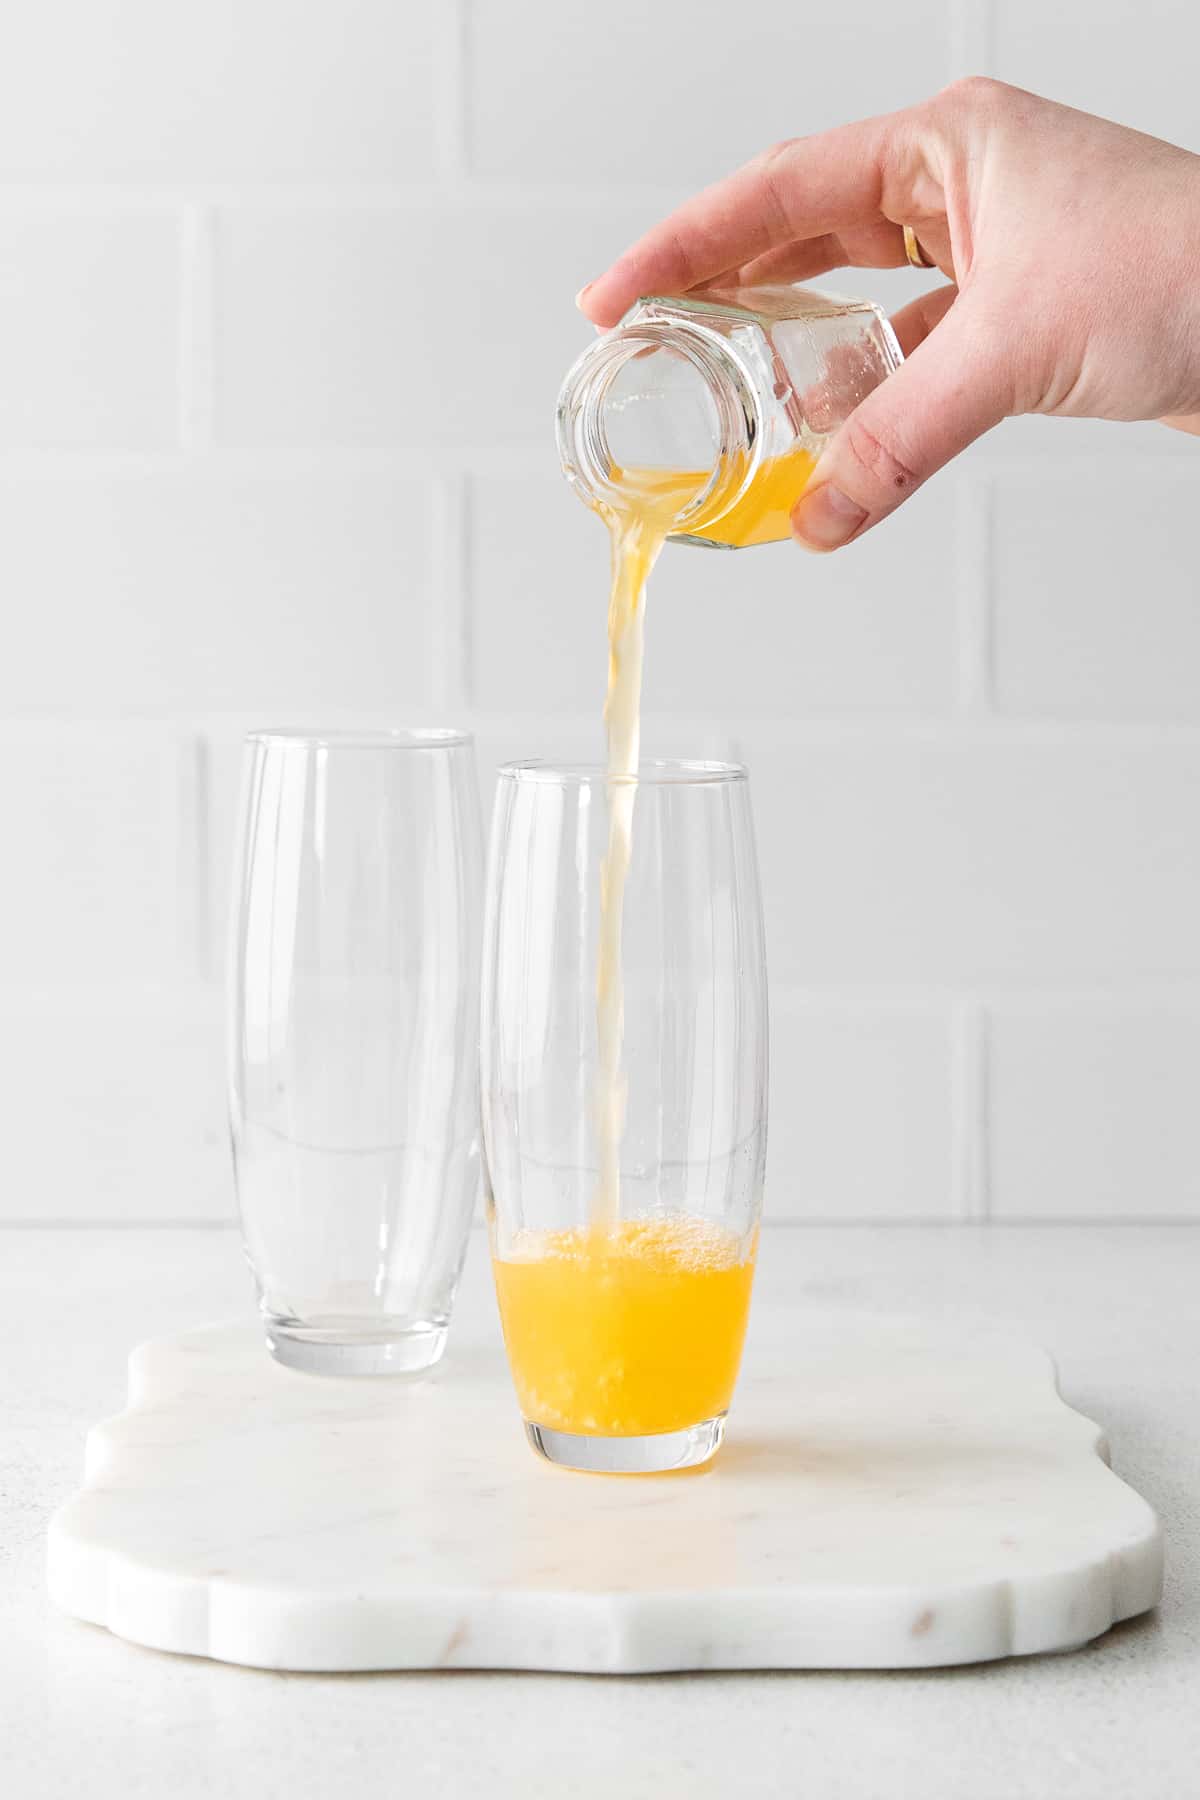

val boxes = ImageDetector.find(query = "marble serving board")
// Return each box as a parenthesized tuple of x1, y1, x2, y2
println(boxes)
(47, 1307, 1162, 1674)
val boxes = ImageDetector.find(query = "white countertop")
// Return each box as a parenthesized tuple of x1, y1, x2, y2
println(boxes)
(3, 1223, 1197, 1799)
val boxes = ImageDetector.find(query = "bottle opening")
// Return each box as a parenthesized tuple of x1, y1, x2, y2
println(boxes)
(556, 321, 762, 534)
(600, 343, 721, 477)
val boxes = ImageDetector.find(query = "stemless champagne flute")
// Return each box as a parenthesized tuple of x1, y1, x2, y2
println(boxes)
(229, 729, 483, 1375)
(481, 759, 768, 1472)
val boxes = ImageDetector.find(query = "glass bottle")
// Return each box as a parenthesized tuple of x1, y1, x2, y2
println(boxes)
(556, 285, 902, 548)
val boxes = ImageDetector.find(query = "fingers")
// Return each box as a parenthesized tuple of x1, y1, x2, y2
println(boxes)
(791, 297, 1011, 551)
(579, 115, 897, 327)
(887, 283, 959, 355)
(717, 233, 850, 291)
(728, 220, 911, 291)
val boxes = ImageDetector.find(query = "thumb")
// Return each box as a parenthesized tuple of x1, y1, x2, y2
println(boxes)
(791, 300, 1011, 552)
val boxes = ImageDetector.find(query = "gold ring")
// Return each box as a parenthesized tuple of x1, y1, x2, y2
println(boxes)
(903, 224, 936, 270)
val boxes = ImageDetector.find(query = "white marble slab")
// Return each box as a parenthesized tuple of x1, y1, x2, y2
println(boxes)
(46, 1312, 1162, 1673)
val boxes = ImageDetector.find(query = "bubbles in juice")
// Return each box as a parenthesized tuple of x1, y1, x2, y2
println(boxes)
(492, 1216, 757, 1437)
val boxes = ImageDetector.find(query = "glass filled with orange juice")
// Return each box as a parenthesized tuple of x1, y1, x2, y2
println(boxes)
(482, 760, 768, 1473)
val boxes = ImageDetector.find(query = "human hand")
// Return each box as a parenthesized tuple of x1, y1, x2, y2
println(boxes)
(578, 80, 1200, 551)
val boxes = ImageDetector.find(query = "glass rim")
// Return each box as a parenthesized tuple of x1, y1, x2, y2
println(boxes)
(244, 727, 472, 751)
(497, 757, 748, 787)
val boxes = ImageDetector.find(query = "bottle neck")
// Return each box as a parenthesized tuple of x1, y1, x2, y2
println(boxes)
(556, 319, 764, 534)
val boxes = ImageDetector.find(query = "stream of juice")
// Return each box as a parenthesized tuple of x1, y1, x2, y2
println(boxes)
(591, 469, 696, 1232)
(493, 447, 815, 1439)
(593, 447, 816, 1229)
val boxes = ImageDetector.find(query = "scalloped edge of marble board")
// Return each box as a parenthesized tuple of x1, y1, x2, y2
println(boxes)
(46, 1319, 1164, 1673)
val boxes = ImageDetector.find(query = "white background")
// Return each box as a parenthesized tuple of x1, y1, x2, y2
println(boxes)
(2, 0, 1198, 1226)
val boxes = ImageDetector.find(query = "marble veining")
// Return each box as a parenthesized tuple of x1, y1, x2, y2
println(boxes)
(46, 1313, 1162, 1672)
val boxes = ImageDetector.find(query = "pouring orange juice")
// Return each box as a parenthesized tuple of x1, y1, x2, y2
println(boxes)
(485, 287, 900, 1471)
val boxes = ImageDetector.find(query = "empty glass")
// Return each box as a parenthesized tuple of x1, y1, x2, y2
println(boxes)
(482, 760, 769, 1472)
(228, 729, 483, 1375)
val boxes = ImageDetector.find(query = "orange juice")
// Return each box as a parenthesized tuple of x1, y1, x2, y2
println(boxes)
(492, 1216, 757, 1437)
(491, 445, 798, 1451)
(591, 469, 693, 1230)
(592, 446, 815, 1231)
(613, 447, 818, 548)
(686, 446, 818, 545)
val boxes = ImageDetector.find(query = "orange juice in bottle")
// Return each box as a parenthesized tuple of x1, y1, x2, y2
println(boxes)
(556, 284, 902, 550)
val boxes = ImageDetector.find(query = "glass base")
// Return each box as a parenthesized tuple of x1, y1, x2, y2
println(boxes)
(523, 1414, 726, 1474)
(265, 1319, 448, 1377)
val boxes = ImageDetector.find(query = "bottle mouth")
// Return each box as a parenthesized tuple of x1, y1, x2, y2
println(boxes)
(555, 317, 764, 534)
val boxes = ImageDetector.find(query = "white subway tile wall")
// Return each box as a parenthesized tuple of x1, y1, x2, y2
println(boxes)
(990, 0, 1200, 151)
(0, 212, 178, 447)
(0, 725, 182, 986)
(0, 2, 440, 181)
(988, 1003, 1200, 1219)
(0, 471, 435, 713)
(213, 204, 656, 447)
(467, 470, 960, 715)
(749, 734, 1200, 988)
(991, 471, 1200, 719)
(463, 0, 951, 185)
(2, 0, 1198, 1223)
(768, 998, 957, 1221)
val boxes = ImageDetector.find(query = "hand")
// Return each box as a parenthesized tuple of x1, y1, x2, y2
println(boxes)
(578, 80, 1200, 551)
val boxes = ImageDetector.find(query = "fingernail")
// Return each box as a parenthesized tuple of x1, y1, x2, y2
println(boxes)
(575, 283, 595, 310)
(791, 482, 869, 551)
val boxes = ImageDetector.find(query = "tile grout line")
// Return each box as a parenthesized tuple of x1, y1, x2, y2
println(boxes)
(772, 980, 1200, 1008)
(5, 1216, 1197, 1232)
(178, 204, 216, 452)
(433, 0, 469, 185)
(7, 704, 1200, 744)
(951, 997, 990, 1219)
(195, 735, 214, 980)
(0, 181, 693, 212)
(10, 709, 1200, 744)
(430, 472, 471, 712)
(0, 445, 1194, 478)
(174, 734, 208, 982)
